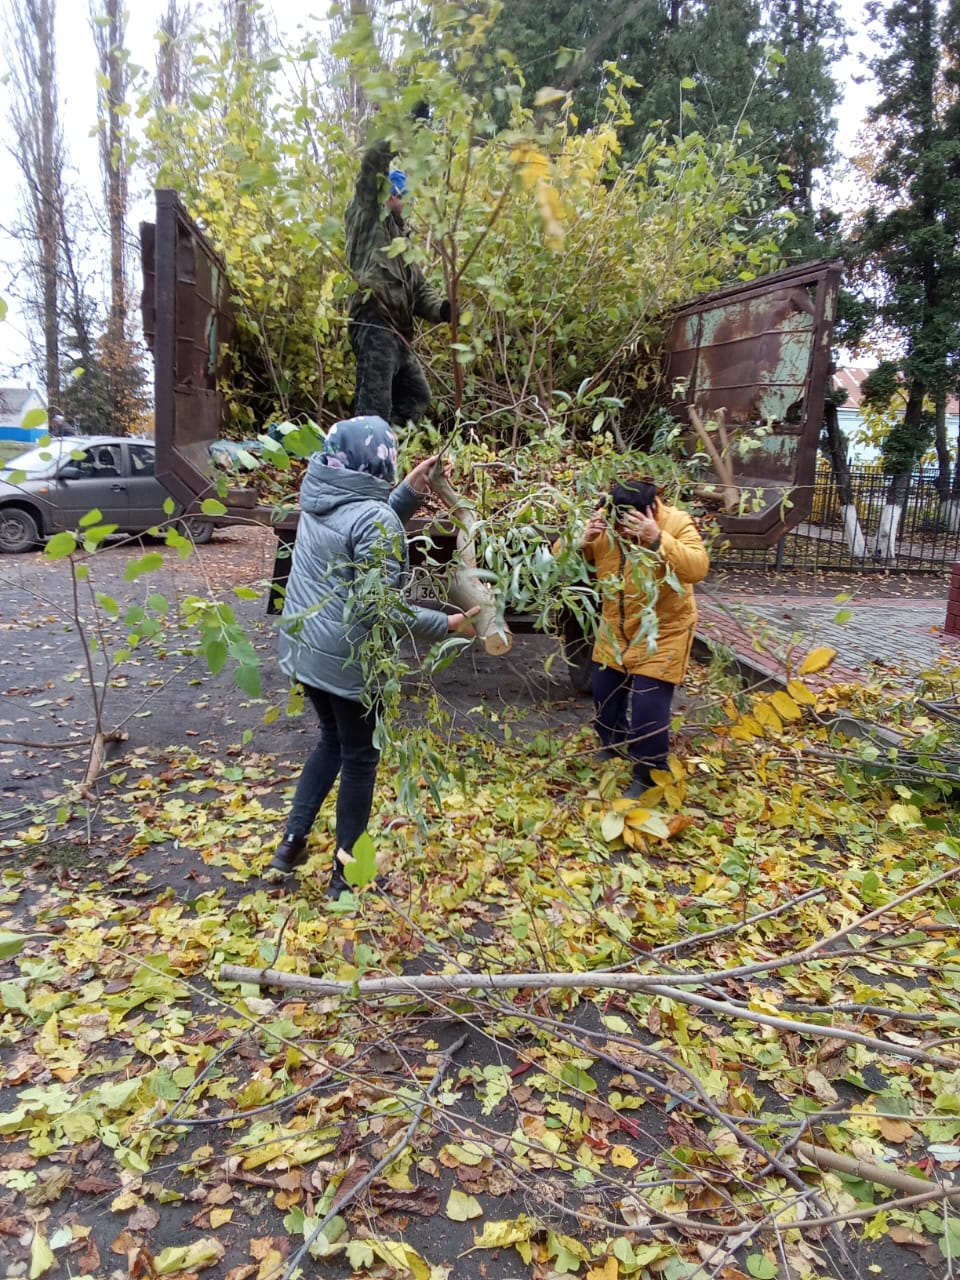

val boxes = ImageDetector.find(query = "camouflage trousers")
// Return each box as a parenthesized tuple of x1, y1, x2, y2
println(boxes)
(349, 304, 431, 428)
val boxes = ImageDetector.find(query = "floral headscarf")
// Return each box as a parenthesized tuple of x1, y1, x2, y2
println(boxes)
(319, 416, 398, 482)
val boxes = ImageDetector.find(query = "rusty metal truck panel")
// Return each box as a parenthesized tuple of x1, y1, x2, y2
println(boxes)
(664, 259, 841, 548)
(140, 190, 257, 517)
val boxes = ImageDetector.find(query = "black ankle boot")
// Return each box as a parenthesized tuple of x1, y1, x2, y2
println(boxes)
(624, 767, 653, 799)
(268, 834, 309, 874)
(326, 866, 350, 898)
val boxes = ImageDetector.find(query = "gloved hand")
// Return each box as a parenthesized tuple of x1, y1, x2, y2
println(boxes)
(411, 100, 431, 122)
(439, 300, 458, 325)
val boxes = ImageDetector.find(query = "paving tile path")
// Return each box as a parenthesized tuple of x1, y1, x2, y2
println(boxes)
(696, 591, 959, 689)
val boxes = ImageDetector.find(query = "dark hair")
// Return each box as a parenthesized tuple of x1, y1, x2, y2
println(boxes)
(611, 479, 657, 514)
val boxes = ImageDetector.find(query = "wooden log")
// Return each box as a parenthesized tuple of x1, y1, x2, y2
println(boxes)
(429, 466, 512, 655)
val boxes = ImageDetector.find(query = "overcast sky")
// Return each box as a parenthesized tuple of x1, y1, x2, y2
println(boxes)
(0, 0, 877, 391)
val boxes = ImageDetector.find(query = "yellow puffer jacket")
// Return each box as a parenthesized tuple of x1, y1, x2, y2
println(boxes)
(584, 501, 709, 684)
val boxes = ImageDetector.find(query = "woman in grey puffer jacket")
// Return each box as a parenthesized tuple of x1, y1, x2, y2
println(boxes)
(271, 415, 476, 895)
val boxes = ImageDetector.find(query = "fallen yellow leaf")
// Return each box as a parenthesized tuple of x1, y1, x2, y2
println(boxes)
(610, 1144, 638, 1168)
(770, 691, 802, 720)
(587, 1258, 618, 1280)
(787, 678, 817, 705)
(153, 1236, 225, 1275)
(798, 645, 837, 675)
(445, 1188, 483, 1221)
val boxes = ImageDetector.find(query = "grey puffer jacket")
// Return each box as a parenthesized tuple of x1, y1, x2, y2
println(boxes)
(278, 457, 450, 700)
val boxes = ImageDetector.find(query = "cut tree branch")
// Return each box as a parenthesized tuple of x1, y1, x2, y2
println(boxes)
(219, 966, 959, 1068)
(428, 465, 512, 655)
(794, 1140, 960, 1201)
(688, 404, 739, 511)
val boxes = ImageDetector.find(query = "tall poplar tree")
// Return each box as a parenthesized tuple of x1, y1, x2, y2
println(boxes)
(4, 0, 64, 411)
(91, 0, 146, 434)
(156, 0, 199, 106)
(219, 0, 268, 61)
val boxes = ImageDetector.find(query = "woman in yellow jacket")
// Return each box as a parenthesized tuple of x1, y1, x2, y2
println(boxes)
(579, 479, 709, 798)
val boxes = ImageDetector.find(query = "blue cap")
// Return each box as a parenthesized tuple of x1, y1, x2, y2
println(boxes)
(388, 168, 407, 198)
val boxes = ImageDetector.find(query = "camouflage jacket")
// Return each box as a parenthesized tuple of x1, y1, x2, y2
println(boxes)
(344, 139, 445, 338)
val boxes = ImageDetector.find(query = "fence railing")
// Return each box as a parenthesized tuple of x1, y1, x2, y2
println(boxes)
(713, 466, 960, 572)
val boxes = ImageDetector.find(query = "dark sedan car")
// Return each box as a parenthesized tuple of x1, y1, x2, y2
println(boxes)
(0, 436, 215, 553)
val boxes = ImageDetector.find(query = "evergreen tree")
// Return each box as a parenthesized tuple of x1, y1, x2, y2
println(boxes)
(944, 1, 960, 489)
(852, 0, 960, 538)
(486, 0, 846, 231)
(59, 299, 113, 435)
(59, 309, 149, 437)
(634, 0, 765, 139)
(760, 0, 846, 233)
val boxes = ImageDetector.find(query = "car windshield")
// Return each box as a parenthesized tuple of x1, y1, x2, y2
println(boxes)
(0, 442, 85, 478)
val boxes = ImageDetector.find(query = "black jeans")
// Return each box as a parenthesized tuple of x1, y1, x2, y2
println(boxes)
(349, 303, 432, 427)
(285, 685, 380, 856)
(592, 664, 675, 784)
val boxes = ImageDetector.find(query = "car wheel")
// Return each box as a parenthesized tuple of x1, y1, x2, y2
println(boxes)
(0, 506, 40, 553)
(178, 516, 215, 545)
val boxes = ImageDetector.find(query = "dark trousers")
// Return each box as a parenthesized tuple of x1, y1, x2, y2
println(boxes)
(592, 664, 675, 784)
(349, 304, 432, 427)
(285, 684, 381, 855)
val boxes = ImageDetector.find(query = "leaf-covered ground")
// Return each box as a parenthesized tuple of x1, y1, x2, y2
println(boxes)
(4, 633, 960, 1280)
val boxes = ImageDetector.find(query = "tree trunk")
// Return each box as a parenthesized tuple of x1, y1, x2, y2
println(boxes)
(874, 471, 909, 563)
(876, 381, 927, 563)
(931, 392, 960, 531)
(228, 0, 252, 57)
(821, 401, 866, 558)
(934, 391, 950, 500)
(156, 1, 195, 105)
(39, 0, 60, 416)
(93, 0, 130, 432)
(220, 0, 266, 62)
(5, 0, 65, 409)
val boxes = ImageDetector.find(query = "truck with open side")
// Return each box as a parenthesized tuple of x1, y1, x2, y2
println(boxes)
(141, 189, 841, 690)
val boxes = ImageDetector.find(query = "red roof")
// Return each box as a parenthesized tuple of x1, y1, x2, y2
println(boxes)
(833, 366, 959, 415)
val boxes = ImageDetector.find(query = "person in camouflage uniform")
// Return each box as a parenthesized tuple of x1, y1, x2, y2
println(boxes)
(345, 137, 453, 428)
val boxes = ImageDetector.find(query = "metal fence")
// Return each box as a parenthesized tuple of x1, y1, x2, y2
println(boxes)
(713, 466, 960, 573)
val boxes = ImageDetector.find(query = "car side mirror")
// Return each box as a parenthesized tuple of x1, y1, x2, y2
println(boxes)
(58, 466, 82, 481)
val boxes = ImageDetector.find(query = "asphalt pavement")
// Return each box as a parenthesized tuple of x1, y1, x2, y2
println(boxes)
(2, 526, 957, 809)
